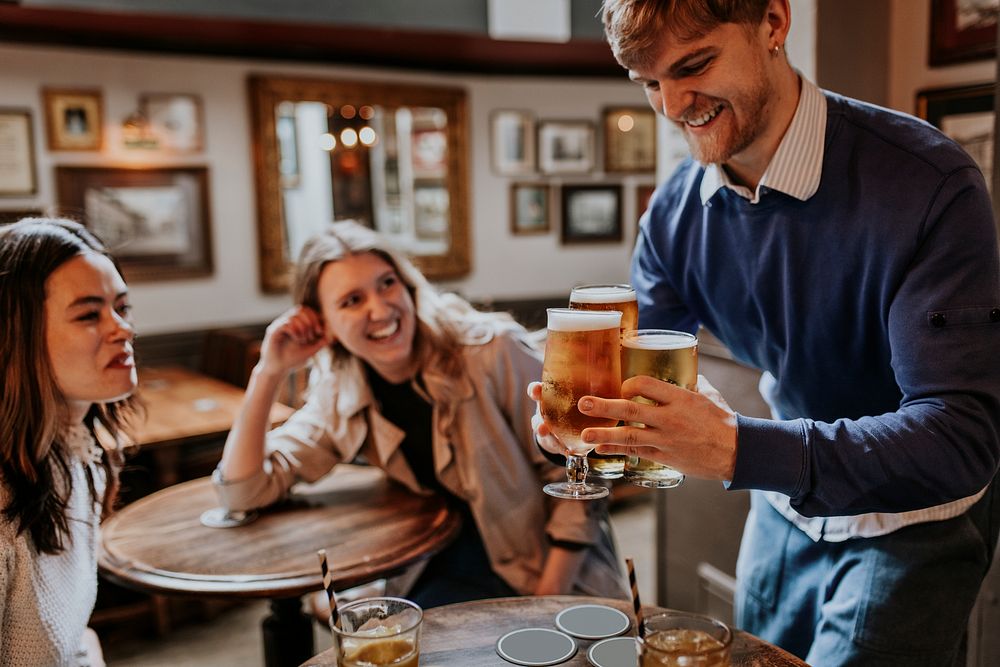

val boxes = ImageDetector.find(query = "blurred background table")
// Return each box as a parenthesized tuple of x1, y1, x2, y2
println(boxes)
(99, 466, 462, 667)
(302, 595, 808, 666)
(133, 365, 295, 487)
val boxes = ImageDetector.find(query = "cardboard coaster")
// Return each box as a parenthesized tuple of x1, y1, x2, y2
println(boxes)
(200, 507, 257, 528)
(555, 604, 631, 640)
(587, 636, 639, 667)
(496, 628, 577, 666)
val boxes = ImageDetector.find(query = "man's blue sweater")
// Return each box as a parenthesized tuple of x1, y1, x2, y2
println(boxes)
(633, 92, 1000, 517)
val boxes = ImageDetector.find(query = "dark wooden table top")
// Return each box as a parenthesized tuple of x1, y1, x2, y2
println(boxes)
(302, 596, 808, 666)
(134, 365, 295, 449)
(99, 466, 462, 599)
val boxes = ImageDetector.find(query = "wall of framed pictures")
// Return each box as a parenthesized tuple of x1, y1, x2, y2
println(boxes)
(0, 42, 645, 332)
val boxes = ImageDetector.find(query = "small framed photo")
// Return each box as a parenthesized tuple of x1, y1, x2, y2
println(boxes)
(141, 93, 204, 152)
(916, 83, 994, 191)
(603, 107, 657, 173)
(413, 184, 450, 242)
(510, 182, 550, 235)
(561, 184, 623, 244)
(0, 109, 38, 196)
(491, 110, 536, 175)
(55, 165, 213, 282)
(929, 0, 998, 66)
(42, 88, 103, 151)
(538, 120, 595, 175)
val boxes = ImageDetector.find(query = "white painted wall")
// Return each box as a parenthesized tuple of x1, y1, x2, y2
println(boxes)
(0, 44, 646, 334)
(888, 0, 995, 114)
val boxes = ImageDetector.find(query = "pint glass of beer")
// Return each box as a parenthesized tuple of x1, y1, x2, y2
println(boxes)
(568, 284, 637, 479)
(621, 329, 696, 489)
(540, 308, 621, 500)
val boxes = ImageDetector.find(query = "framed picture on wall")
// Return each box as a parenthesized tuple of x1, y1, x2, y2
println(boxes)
(491, 110, 536, 175)
(510, 182, 550, 235)
(916, 83, 994, 192)
(0, 109, 37, 196)
(55, 165, 214, 281)
(561, 184, 622, 244)
(42, 88, 103, 151)
(603, 107, 657, 173)
(929, 0, 999, 66)
(140, 93, 204, 152)
(538, 120, 595, 174)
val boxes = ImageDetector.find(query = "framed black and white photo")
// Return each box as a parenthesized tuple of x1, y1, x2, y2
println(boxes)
(43, 88, 103, 151)
(141, 93, 204, 152)
(0, 109, 37, 196)
(603, 106, 657, 173)
(55, 165, 213, 281)
(929, 0, 998, 66)
(510, 182, 550, 235)
(561, 184, 622, 244)
(491, 110, 536, 175)
(538, 120, 595, 175)
(917, 83, 994, 192)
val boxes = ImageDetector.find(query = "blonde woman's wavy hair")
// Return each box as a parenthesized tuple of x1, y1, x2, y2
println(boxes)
(292, 220, 520, 408)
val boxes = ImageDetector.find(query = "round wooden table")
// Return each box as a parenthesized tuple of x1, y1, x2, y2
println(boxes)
(302, 596, 808, 666)
(99, 466, 461, 667)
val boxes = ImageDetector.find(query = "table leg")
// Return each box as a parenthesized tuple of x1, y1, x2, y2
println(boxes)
(262, 596, 314, 667)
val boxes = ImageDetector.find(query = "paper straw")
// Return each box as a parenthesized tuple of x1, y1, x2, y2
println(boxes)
(625, 557, 645, 637)
(316, 549, 340, 630)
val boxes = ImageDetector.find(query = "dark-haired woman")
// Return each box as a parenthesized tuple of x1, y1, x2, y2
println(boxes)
(0, 218, 137, 666)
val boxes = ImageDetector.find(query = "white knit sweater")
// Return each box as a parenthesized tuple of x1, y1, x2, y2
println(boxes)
(1, 426, 104, 667)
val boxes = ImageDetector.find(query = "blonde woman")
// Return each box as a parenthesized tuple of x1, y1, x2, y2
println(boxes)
(1, 218, 137, 666)
(216, 221, 627, 606)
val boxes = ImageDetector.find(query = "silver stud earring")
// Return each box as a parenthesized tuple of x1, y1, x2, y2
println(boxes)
(772, 44, 781, 56)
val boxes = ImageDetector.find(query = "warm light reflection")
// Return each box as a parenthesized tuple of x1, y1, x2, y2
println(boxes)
(340, 105, 357, 119)
(617, 114, 635, 132)
(340, 128, 359, 147)
(319, 132, 337, 151)
(359, 105, 375, 120)
(358, 126, 378, 146)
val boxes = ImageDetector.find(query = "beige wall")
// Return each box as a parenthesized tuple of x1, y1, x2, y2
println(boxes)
(1, 44, 646, 335)
(888, 0, 996, 114)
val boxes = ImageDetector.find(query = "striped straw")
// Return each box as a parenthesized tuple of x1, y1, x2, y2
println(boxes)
(316, 549, 340, 630)
(625, 557, 645, 637)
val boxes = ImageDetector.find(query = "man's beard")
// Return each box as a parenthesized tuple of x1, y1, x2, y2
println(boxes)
(681, 67, 772, 166)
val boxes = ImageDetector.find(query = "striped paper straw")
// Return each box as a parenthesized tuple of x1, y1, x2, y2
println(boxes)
(316, 549, 340, 630)
(625, 557, 645, 637)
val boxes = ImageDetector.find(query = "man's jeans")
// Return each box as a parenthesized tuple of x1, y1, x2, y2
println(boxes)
(735, 485, 999, 666)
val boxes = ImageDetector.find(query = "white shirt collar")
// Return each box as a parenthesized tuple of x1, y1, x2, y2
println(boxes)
(700, 76, 827, 205)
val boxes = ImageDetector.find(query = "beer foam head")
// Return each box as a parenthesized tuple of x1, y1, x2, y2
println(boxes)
(547, 308, 621, 332)
(570, 284, 637, 304)
(623, 330, 697, 350)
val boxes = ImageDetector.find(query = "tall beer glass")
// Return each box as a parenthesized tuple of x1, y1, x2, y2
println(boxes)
(541, 308, 621, 500)
(622, 329, 696, 489)
(569, 284, 637, 480)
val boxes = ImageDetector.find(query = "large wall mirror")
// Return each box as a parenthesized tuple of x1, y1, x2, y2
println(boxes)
(249, 75, 470, 292)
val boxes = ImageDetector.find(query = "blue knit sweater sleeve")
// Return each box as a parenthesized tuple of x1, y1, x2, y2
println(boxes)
(633, 99, 1000, 517)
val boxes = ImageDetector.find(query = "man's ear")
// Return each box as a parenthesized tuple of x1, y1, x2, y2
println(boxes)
(763, 0, 792, 49)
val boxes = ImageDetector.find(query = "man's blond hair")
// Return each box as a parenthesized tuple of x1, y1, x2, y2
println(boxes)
(602, 0, 770, 69)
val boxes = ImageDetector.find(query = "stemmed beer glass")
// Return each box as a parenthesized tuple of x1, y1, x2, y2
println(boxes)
(540, 308, 621, 500)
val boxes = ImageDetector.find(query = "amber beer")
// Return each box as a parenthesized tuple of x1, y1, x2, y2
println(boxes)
(540, 308, 621, 500)
(340, 638, 418, 667)
(568, 284, 637, 479)
(622, 329, 697, 489)
(333, 597, 422, 667)
(639, 611, 732, 666)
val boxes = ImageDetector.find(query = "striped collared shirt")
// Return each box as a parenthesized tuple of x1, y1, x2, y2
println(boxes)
(701, 79, 989, 540)
(700, 75, 826, 205)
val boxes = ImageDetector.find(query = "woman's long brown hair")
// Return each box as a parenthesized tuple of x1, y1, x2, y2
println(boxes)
(0, 218, 137, 554)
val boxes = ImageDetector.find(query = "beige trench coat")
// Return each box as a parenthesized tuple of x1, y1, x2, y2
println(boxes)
(214, 327, 629, 599)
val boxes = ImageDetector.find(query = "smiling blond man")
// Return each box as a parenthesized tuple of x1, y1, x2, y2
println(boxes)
(562, 1, 1000, 664)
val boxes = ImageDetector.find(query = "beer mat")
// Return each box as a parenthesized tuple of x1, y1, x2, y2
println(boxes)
(495, 628, 577, 666)
(587, 636, 639, 667)
(555, 604, 631, 640)
(199, 508, 257, 528)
